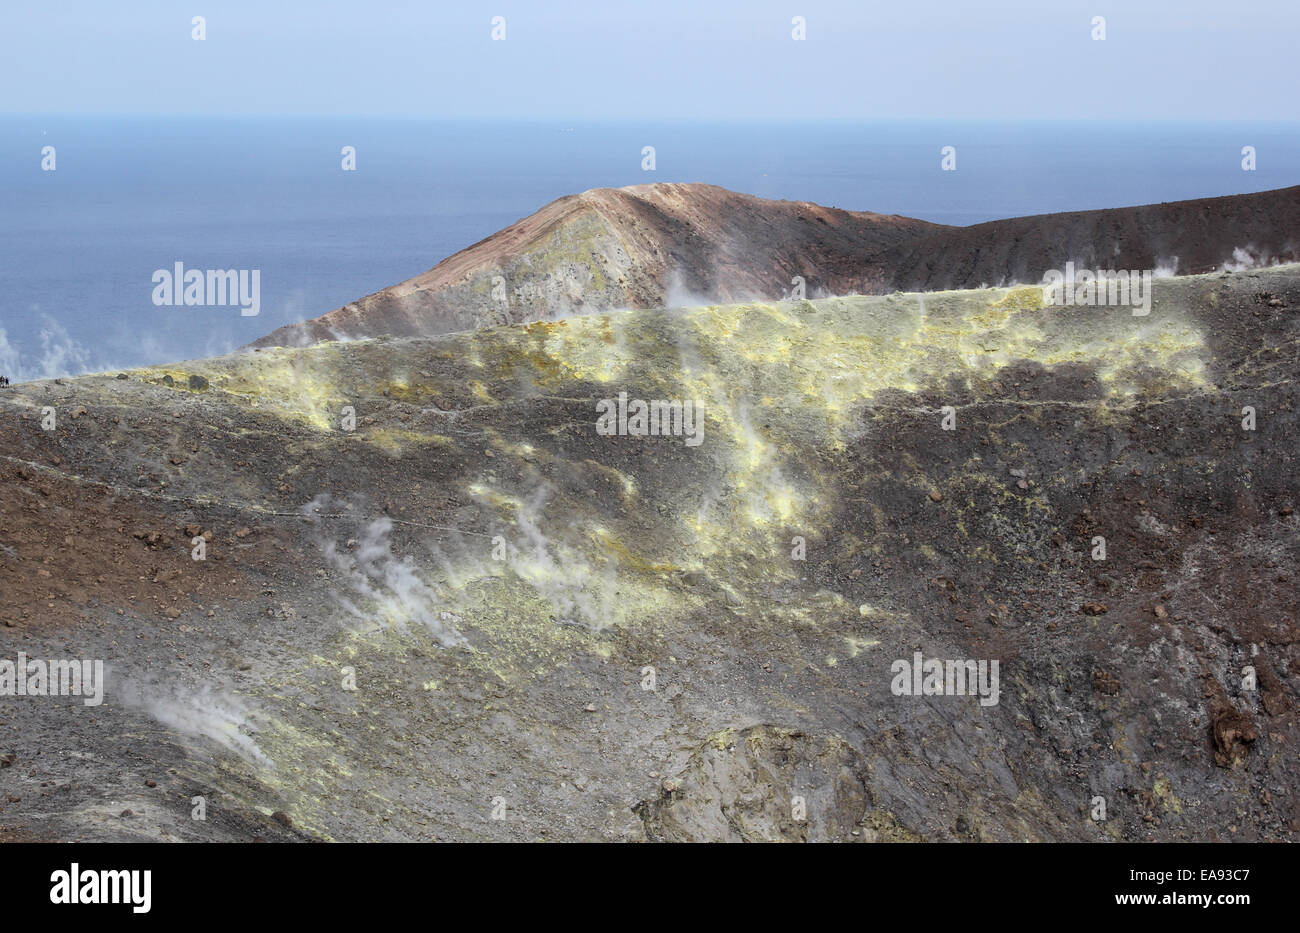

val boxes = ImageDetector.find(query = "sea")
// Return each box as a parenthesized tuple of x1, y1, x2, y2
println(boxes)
(2, 116, 1298, 381)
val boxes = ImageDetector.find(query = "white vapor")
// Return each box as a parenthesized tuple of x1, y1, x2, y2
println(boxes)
(119, 679, 272, 769)
(305, 495, 468, 647)
(0, 312, 106, 382)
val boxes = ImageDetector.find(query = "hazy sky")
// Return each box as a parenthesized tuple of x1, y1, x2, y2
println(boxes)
(2, 0, 1296, 120)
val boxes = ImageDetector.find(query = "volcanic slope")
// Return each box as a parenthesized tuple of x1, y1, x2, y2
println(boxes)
(2, 265, 1298, 842)
(252, 182, 1300, 348)
(251, 182, 942, 348)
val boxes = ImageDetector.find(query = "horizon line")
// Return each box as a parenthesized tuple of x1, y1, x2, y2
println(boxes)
(5, 112, 1300, 125)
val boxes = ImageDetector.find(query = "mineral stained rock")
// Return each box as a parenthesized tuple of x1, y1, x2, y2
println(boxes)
(1, 265, 1297, 841)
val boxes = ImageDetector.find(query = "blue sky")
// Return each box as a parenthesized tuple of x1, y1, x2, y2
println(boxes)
(2, 0, 1296, 120)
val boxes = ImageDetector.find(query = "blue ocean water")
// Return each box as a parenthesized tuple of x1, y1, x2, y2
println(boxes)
(2, 116, 1298, 380)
